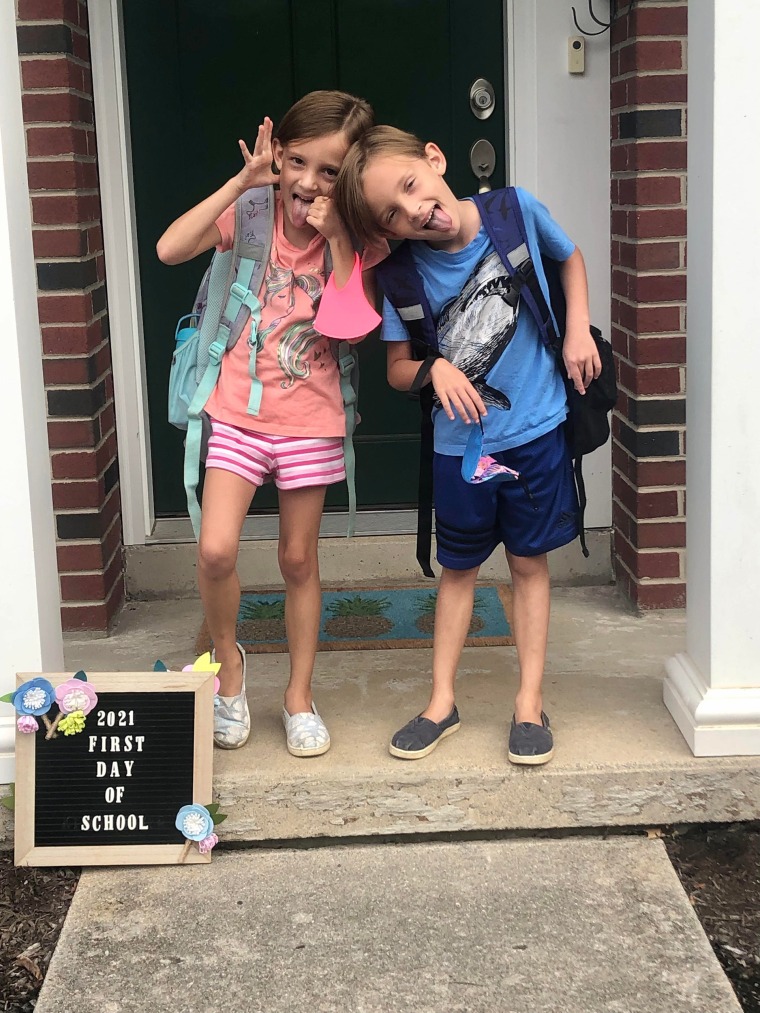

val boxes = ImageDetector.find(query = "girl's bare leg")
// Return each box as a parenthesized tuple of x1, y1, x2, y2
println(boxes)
(197, 468, 256, 696)
(276, 484, 327, 715)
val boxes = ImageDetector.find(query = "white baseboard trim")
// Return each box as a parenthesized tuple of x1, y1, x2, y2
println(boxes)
(150, 509, 418, 543)
(664, 652, 760, 756)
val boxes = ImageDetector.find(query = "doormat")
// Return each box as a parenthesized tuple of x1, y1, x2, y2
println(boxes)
(195, 584, 514, 654)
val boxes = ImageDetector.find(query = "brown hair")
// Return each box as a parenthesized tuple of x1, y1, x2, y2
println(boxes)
(334, 125, 427, 244)
(274, 90, 374, 148)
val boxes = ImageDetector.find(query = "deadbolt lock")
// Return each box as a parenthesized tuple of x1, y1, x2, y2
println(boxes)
(469, 78, 495, 120)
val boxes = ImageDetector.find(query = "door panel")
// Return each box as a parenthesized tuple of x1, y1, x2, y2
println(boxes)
(123, 1, 505, 516)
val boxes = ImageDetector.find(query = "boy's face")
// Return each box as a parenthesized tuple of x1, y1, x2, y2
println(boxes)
(361, 144, 463, 245)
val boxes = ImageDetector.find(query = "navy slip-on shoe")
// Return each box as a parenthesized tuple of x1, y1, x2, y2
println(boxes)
(508, 710, 554, 766)
(389, 706, 461, 760)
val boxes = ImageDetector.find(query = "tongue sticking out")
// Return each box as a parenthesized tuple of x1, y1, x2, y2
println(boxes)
(290, 195, 312, 230)
(425, 206, 452, 232)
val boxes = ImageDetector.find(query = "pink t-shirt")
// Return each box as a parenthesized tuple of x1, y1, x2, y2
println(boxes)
(205, 193, 383, 438)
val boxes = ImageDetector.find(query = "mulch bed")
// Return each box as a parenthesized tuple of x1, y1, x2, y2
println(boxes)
(0, 824, 758, 1011)
(0, 853, 79, 1012)
(665, 822, 760, 1013)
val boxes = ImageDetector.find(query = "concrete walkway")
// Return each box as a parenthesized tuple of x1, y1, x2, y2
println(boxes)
(35, 837, 741, 1013)
(50, 585, 760, 842)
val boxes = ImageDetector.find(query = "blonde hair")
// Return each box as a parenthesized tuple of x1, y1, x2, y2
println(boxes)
(334, 126, 427, 245)
(275, 90, 374, 148)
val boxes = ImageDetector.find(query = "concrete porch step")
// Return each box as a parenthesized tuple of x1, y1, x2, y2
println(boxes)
(51, 586, 760, 843)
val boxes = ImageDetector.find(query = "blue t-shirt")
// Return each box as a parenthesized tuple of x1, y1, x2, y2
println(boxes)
(381, 187, 575, 456)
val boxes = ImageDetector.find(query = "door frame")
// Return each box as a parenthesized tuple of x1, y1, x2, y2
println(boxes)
(89, 1, 153, 545)
(89, 1, 520, 545)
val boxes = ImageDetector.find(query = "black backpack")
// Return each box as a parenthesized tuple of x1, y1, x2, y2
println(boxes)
(375, 186, 617, 576)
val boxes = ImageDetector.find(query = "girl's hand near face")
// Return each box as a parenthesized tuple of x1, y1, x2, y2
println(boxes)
(234, 118, 279, 194)
(307, 196, 348, 244)
(159, 126, 280, 264)
(310, 197, 354, 287)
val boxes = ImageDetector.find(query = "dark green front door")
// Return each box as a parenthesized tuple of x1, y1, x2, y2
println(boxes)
(123, 0, 506, 517)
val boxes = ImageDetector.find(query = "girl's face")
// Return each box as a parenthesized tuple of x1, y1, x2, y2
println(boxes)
(273, 131, 350, 241)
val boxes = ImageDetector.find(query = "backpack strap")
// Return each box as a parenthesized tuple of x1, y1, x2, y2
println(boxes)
(574, 457, 589, 558)
(184, 334, 227, 538)
(474, 188, 599, 558)
(375, 241, 439, 358)
(183, 247, 239, 539)
(234, 188, 275, 417)
(183, 187, 274, 539)
(471, 188, 560, 351)
(376, 243, 441, 578)
(322, 244, 362, 538)
(335, 340, 359, 536)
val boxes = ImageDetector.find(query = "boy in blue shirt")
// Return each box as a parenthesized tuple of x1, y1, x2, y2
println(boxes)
(334, 127, 600, 765)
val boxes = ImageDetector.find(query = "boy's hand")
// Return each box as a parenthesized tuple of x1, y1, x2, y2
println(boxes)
(234, 118, 278, 193)
(430, 359, 487, 424)
(307, 196, 348, 244)
(563, 325, 602, 395)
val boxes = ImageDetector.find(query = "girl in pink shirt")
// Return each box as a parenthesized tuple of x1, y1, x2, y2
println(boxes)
(157, 91, 382, 755)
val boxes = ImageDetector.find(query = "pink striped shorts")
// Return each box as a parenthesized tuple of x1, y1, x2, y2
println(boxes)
(206, 420, 346, 490)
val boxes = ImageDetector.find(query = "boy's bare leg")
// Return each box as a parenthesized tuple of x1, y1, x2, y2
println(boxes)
(421, 565, 480, 723)
(505, 550, 550, 725)
(277, 485, 327, 716)
(197, 469, 256, 696)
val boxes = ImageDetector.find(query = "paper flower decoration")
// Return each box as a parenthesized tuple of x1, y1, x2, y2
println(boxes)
(176, 801, 227, 861)
(55, 679, 98, 715)
(182, 652, 222, 694)
(176, 803, 214, 842)
(12, 678, 55, 716)
(17, 714, 39, 734)
(59, 711, 86, 735)
(198, 833, 219, 854)
(183, 652, 221, 675)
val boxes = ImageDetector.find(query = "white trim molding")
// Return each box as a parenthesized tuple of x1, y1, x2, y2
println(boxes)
(89, 1, 154, 544)
(1, 2, 65, 783)
(664, 655, 760, 757)
(663, 1, 760, 757)
(506, 0, 538, 192)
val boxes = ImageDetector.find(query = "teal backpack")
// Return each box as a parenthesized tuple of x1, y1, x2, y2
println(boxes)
(167, 185, 360, 538)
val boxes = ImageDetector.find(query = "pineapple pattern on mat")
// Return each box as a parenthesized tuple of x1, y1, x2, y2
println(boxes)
(415, 592, 486, 636)
(237, 598, 287, 643)
(225, 586, 512, 650)
(324, 595, 393, 638)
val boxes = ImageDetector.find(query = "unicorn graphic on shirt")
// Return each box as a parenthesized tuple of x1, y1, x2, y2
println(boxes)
(257, 261, 325, 389)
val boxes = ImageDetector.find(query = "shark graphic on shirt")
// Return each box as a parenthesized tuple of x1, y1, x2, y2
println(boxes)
(436, 250, 519, 411)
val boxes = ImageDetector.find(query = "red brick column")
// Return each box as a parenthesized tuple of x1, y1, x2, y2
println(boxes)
(17, 0, 124, 630)
(610, 2, 687, 609)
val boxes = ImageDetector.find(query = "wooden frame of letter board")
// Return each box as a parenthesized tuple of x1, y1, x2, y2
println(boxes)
(14, 671, 214, 867)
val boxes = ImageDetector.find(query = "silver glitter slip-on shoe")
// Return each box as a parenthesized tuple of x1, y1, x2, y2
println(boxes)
(282, 702, 331, 757)
(212, 642, 250, 750)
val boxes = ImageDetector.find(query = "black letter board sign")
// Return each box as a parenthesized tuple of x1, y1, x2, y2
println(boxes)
(14, 672, 214, 866)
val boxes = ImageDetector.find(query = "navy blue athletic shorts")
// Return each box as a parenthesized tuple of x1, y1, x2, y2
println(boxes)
(433, 424, 580, 569)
